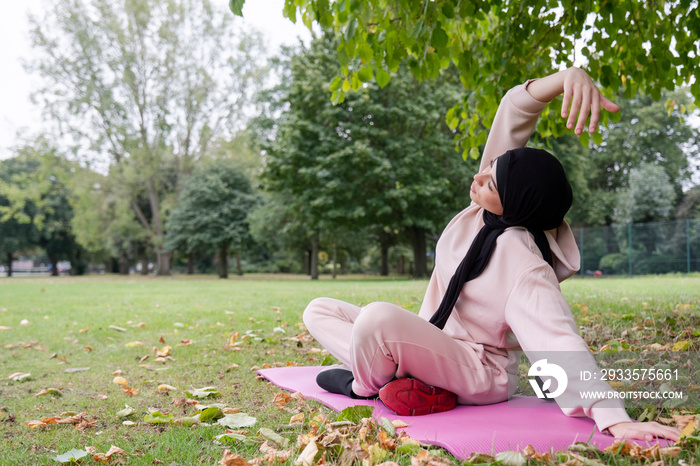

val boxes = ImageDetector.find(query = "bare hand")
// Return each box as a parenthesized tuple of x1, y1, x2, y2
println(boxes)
(560, 67, 620, 136)
(607, 421, 681, 443)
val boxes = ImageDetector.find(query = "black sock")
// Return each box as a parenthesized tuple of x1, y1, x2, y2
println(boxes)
(316, 368, 375, 399)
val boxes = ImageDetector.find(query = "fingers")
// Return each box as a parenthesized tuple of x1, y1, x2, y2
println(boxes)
(620, 423, 681, 442)
(601, 95, 620, 113)
(566, 84, 582, 132)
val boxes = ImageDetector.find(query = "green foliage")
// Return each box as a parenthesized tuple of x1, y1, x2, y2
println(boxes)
(259, 34, 476, 277)
(29, 0, 266, 274)
(0, 139, 86, 273)
(165, 159, 259, 277)
(614, 163, 676, 225)
(233, 0, 700, 157)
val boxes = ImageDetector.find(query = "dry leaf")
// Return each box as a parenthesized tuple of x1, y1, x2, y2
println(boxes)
(158, 384, 177, 392)
(180, 339, 193, 345)
(84, 346, 93, 352)
(20, 319, 30, 326)
(125, 341, 144, 347)
(105, 445, 127, 458)
(220, 449, 250, 466)
(272, 393, 291, 409)
(121, 386, 139, 396)
(113, 376, 129, 385)
(294, 440, 318, 466)
(0, 326, 11, 331)
(79, 328, 89, 334)
(673, 414, 696, 430)
(290, 413, 304, 424)
(26, 420, 47, 429)
(137, 322, 146, 328)
(159, 336, 166, 344)
(392, 419, 410, 428)
(155, 345, 171, 357)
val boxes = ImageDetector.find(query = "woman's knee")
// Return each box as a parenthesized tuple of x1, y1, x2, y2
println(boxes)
(353, 302, 407, 339)
(302, 297, 329, 329)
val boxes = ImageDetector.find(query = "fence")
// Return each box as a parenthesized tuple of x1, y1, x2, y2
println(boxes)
(571, 218, 700, 276)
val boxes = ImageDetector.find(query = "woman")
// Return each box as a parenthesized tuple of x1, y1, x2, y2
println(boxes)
(303, 67, 680, 442)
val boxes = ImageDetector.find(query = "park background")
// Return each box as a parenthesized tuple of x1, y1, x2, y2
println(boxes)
(1, 1, 700, 464)
(0, 0, 698, 280)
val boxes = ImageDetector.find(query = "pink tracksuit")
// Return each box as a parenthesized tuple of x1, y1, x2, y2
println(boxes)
(303, 81, 631, 432)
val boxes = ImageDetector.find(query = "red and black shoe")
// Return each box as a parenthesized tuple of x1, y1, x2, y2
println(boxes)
(378, 378, 457, 416)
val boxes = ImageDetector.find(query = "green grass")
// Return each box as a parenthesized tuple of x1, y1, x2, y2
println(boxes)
(0, 274, 698, 465)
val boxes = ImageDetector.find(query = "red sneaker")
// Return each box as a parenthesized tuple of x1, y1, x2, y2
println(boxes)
(378, 378, 457, 416)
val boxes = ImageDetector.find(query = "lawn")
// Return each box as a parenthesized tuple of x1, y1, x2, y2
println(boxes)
(0, 274, 698, 465)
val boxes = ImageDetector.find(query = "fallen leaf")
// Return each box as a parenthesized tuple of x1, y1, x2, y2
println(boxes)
(218, 413, 257, 429)
(137, 322, 146, 328)
(155, 345, 171, 357)
(35, 388, 62, 397)
(672, 340, 691, 351)
(116, 405, 136, 418)
(494, 450, 527, 465)
(84, 346, 93, 352)
(20, 319, 30, 326)
(219, 449, 250, 466)
(79, 328, 89, 334)
(113, 376, 129, 385)
(105, 445, 127, 458)
(180, 339, 193, 345)
(185, 386, 221, 399)
(8, 372, 30, 381)
(64, 367, 90, 373)
(125, 341, 144, 347)
(158, 384, 177, 392)
(109, 325, 127, 332)
(52, 449, 89, 463)
(144, 411, 174, 424)
(289, 413, 304, 424)
(392, 419, 410, 428)
(258, 427, 289, 447)
(294, 440, 318, 466)
(0, 326, 11, 331)
(159, 336, 166, 344)
(122, 386, 139, 396)
(26, 420, 47, 429)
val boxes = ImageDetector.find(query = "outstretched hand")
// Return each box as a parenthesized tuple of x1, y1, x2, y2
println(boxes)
(607, 421, 681, 443)
(560, 67, 620, 136)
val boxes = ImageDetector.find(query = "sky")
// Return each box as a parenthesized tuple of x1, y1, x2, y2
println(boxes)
(0, 0, 311, 160)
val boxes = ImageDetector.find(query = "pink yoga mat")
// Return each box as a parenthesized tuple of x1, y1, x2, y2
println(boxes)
(257, 366, 668, 459)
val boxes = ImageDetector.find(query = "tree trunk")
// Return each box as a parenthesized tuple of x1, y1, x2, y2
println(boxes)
(119, 255, 130, 275)
(140, 257, 148, 275)
(235, 251, 242, 276)
(187, 253, 195, 274)
(332, 239, 337, 279)
(302, 250, 310, 275)
(340, 256, 348, 275)
(49, 255, 59, 276)
(217, 243, 229, 279)
(6, 252, 12, 277)
(310, 235, 319, 280)
(397, 255, 405, 275)
(410, 226, 428, 278)
(379, 232, 391, 276)
(155, 251, 171, 276)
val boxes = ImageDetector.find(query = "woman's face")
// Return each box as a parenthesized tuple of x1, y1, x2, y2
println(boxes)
(470, 158, 504, 215)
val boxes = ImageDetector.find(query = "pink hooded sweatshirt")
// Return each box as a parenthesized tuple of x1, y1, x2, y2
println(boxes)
(417, 81, 632, 431)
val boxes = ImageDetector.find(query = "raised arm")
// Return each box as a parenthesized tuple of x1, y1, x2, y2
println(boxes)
(479, 67, 619, 173)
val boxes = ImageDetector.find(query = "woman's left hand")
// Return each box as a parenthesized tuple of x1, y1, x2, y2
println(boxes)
(607, 421, 681, 442)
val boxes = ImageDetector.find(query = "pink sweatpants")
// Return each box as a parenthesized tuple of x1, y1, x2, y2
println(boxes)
(302, 298, 511, 404)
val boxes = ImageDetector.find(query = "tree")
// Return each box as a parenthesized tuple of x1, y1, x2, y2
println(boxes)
(0, 156, 40, 277)
(232, 1, 699, 159)
(560, 89, 698, 227)
(260, 34, 474, 278)
(0, 140, 85, 276)
(614, 163, 676, 225)
(28, 0, 265, 275)
(165, 159, 258, 278)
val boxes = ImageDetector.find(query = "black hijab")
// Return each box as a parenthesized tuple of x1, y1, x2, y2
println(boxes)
(429, 147, 573, 329)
